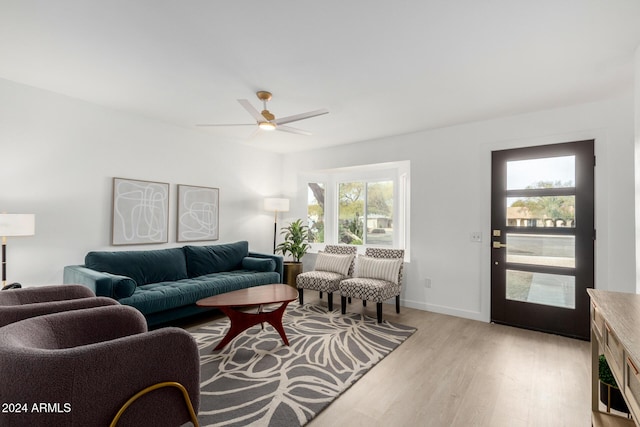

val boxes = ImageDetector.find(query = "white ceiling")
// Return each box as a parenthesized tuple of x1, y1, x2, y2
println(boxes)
(1, 1, 640, 153)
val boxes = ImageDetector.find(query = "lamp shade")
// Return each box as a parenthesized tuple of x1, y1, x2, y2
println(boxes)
(264, 198, 290, 212)
(0, 214, 35, 237)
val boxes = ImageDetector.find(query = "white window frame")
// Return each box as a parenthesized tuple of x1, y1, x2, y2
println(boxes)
(301, 161, 410, 259)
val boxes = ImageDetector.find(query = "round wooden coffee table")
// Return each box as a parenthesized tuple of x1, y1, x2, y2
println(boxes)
(196, 283, 298, 351)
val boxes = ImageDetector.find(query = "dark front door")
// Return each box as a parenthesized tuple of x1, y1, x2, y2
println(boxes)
(491, 140, 594, 340)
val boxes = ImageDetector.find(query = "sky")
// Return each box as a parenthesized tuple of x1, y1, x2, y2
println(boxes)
(507, 155, 575, 190)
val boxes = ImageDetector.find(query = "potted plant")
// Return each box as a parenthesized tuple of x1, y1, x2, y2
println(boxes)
(599, 354, 629, 413)
(276, 219, 310, 287)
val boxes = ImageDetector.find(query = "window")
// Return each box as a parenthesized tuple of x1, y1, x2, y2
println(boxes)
(338, 181, 365, 244)
(336, 181, 393, 245)
(365, 181, 393, 245)
(303, 161, 409, 254)
(307, 182, 325, 243)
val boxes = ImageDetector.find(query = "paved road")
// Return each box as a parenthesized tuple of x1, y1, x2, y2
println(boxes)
(507, 234, 574, 258)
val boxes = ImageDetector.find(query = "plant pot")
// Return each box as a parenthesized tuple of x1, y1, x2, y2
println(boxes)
(599, 381, 629, 413)
(283, 262, 303, 288)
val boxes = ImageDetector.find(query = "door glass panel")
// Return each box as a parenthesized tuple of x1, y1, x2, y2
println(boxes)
(506, 196, 575, 228)
(506, 270, 575, 309)
(506, 234, 575, 268)
(507, 156, 575, 190)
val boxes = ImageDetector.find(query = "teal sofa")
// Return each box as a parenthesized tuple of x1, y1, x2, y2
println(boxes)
(63, 241, 283, 327)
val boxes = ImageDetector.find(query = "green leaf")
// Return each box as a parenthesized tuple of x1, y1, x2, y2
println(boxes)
(275, 219, 310, 262)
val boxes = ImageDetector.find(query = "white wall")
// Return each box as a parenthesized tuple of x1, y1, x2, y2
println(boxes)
(282, 93, 636, 322)
(0, 78, 283, 286)
(2, 76, 636, 323)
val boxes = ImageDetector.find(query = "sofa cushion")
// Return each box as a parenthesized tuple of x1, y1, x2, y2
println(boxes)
(184, 241, 249, 277)
(85, 248, 188, 286)
(119, 270, 280, 315)
(241, 257, 276, 272)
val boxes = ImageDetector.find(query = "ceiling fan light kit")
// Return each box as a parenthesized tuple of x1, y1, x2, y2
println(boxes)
(259, 122, 276, 131)
(197, 91, 328, 136)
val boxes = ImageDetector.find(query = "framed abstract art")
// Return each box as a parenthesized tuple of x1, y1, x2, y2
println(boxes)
(177, 184, 219, 242)
(112, 177, 169, 245)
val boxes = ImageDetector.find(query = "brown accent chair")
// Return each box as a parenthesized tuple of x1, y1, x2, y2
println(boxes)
(0, 304, 200, 427)
(0, 284, 118, 327)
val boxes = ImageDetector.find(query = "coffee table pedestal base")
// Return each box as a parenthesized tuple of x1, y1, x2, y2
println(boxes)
(215, 301, 291, 351)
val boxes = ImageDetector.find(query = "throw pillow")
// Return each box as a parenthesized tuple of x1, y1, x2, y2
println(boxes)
(184, 241, 249, 277)
(241, 257, 276, 272)
(101, 272, 137, 299)
(85, 248, 188, 286)
(314, 252, 354, 276)
(355, 255, 403, 284)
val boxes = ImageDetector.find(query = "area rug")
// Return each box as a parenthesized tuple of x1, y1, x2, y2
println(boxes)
(190, 303, 416, 427)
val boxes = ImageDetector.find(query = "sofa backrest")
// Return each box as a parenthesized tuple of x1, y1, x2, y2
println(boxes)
(183, 241, 249, 277)
(85, 248, 188, 286)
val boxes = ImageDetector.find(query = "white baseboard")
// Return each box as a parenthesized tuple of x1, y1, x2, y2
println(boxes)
(400, 298, 488, 323)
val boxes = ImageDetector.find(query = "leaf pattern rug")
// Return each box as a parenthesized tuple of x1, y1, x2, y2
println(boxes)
(191, 302, 416, 426)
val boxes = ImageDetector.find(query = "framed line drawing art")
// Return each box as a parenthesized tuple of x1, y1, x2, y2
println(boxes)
(177, 184, 219, 242)
(112, 177, 169, 245)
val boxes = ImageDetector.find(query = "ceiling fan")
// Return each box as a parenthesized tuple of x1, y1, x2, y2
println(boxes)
(197, 91, 329, 136)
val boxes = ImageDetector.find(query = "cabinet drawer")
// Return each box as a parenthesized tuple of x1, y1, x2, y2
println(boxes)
(605, 324, 624, 380)
(625, 357, 640, 421)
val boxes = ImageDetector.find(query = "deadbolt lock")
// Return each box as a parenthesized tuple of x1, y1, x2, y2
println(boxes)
(492, 230, 501, 237)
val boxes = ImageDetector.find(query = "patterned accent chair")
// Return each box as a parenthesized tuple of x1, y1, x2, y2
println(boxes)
(296, 245, 357, 311)
(340, 248, 405, 323)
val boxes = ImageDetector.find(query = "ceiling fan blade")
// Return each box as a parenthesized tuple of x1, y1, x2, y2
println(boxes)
(273, 108, 329, 125)
(246, 127, 262, 141)
(196, 123, 254, 127)
(238, 99, 269, 122)
(276, 125, 312, 136)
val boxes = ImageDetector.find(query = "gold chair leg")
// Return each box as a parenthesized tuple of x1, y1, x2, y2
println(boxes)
(110, 381, 199, 427)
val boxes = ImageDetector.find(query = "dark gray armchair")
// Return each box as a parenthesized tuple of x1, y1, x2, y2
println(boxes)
(0, 284, 118, 327)
(0, 304, 200, 427)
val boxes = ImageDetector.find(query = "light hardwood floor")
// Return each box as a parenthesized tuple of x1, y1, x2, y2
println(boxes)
(304, 294, 592, 427)
(184, 293, 594, 427)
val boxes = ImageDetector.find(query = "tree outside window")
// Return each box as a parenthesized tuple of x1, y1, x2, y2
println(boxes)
(332, 180, 393, 246)
(339, 182, 364, 244)
(307, 183, 325, 243)
(366, 181, 393, 245)
(509, 180, 575, 227)
(304, 161, 407, 251)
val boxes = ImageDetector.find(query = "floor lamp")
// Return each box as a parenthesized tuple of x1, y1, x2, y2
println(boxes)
(264, 198, 289, 254)
(0, 214, 35, 288)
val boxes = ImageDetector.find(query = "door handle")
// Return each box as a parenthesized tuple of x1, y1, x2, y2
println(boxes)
(492, 242, 507, 249)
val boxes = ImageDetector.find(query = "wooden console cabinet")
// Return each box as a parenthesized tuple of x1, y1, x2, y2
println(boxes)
(588, 289, 639, 426)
